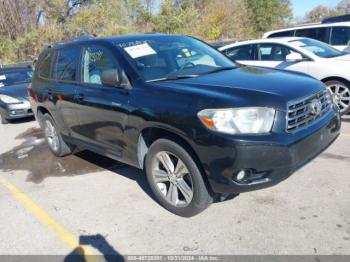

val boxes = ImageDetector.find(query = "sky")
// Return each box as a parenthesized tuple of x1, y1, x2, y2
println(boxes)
(292, 0, 340, 17)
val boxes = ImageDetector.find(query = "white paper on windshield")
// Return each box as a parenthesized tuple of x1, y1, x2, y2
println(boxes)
(0, 75, 6, 80)
(124, 43, 156, 59)
(0, 83, 4, 87)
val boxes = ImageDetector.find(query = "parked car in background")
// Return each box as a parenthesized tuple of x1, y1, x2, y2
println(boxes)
(0, 66, 33, 124)
(263, 15, 350, 53)
(219, 37, 350, 115)
(30, 34, 340, 216)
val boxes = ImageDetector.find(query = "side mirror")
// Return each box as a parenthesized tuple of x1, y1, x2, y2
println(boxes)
(286, 53, 304, 62)
(101, 69, 121, 87)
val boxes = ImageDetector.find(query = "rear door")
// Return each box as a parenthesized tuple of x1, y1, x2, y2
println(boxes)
(43, 47, 81, 136)
(73, 45, 130, 156)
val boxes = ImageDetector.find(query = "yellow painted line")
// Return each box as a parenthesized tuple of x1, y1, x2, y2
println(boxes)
(0, 175, 100, 261)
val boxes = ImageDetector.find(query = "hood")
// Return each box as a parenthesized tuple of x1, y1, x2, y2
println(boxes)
(329, 54, 350, 62)
(0, 82, 30, 100)
(153, 66, 324, 110)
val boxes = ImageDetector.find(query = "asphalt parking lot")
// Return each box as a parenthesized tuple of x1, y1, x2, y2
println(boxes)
(0, 117, 350, 257)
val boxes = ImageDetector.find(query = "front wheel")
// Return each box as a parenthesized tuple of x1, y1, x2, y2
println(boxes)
(325, 80, 350, 115)
(0, 109, 9, 124)
(145, 139, 212, 217)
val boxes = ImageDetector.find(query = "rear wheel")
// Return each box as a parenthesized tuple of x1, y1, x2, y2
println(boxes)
(325, 80, 350, 115)
(145, 139, 212, 217)
(0, 109, 9, 124)
(42, 114, 72, 157)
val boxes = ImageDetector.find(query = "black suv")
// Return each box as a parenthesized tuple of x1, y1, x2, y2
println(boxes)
(30, 34, 340, 217)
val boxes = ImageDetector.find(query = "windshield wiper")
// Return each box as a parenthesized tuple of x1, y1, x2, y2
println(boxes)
(146, 75, 199, 83)
(202, 66, 236, 75)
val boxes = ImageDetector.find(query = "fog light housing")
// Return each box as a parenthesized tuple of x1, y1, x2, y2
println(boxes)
(10, 110, 16, 115)
(235, 170, 248, 182)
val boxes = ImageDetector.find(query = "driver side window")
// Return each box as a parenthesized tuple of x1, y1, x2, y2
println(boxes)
(82, 46, 119, 85)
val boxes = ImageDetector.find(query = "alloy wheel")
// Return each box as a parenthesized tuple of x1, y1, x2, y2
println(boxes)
(152, 151, 194, 207)
(327, 83, 350, 114)
(44, 120, 59, 152)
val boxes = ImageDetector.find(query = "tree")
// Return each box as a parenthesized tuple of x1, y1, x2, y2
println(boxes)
(244, 0, 292, 37)
(304, 5, 341, 23)
(337, 0, 350, 14)
(195, 0, 253, 41)
(151, 0, 198, 34)
(65, 0, 144, 37)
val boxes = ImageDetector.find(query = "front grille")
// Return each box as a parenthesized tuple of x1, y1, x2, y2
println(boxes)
(286, 90, 332, 133)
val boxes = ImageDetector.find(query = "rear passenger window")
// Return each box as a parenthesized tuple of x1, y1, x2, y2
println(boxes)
(81, 46, 119, 85)
(38, 52, 53, 79)
(53, 48, 80, 81)
(295, 27, 328, 43)
(268, 30, 294, 37)
(331, 27, 350, 45)
(225, 45, 254, 60)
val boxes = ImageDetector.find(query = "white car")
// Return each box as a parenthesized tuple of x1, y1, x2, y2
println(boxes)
(219, 37, 350, 115)
(263, 15, 350, 52)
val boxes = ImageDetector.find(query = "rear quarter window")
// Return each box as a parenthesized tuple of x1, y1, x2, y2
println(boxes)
(224, 45, 254, 60)
(37, 52, 53, 79)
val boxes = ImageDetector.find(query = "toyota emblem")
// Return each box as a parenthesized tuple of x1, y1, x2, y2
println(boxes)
(309, 99, 322, 116)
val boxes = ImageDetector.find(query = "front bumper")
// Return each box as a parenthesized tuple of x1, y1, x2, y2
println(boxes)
(195, 107, 341, 194)
(2, 100, 33, 119)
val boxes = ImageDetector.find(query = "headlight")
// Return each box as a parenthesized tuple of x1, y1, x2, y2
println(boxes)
(0, 94, 21, 104)
(198, 107, 275, 135)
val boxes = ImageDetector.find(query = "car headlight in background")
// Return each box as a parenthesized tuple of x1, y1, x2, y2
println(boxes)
(198, 107, 276, 135)
(0, 94, 21, 104)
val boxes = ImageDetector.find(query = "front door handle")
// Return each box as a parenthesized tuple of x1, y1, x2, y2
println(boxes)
(75, 93, 84, 101)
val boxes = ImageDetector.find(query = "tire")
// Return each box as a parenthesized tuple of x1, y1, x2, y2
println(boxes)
(0, 109, 9, 124)
(42, 114, 72, 157)
(325, 80, 350, 115)
(145, 138, 212, 217)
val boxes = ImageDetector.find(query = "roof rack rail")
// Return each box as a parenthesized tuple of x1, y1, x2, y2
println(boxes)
(294, 22, 320, 27)
(0, 61, 33, 69)
(47, 34, 96, 48)
(322, 14, 350, 24)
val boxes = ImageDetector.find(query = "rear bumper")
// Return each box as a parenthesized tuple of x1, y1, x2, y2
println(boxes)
(195, 107, 341, 194)
(1, 100, 33, 119)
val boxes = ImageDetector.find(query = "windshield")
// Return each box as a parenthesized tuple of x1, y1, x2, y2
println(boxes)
(290, 38, 345, 58)
(0, 69, 33, 87)
(115, 36, 236, 82)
